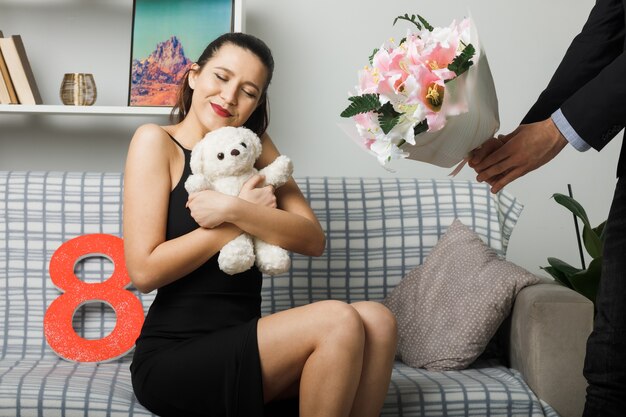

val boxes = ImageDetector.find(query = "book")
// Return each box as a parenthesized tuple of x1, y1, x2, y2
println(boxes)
(0, 31, 19, 104)
(0, 34, 42, 104)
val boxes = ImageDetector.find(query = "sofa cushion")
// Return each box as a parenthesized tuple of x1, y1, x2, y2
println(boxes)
(0, 359, 559, 417)
(0, 171, 561, 417)
(0, 173, 524, 360)
(262, 177, 524, 314)
(383, 219, 539, 371)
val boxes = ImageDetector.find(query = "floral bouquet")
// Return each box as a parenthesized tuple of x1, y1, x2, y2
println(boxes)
(340, 13, 499, 170)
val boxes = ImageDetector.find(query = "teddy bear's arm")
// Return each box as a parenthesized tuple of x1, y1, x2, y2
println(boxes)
(184, 174, 212, 194)
(259, 155, 293, 188)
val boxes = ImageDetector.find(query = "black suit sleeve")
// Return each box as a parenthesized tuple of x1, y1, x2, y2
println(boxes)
(522, 0, 625, 151)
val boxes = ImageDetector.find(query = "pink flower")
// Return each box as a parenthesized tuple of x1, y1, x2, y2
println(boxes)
(371, 46, 406, 97)
(341, 16, 478, 167)
(353, 112, 383, 149)
(358, 68, 378, 94)
(419, 44, 457, 80)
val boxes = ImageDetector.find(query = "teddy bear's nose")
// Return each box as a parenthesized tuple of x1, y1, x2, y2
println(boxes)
(231, 149, 240, 156)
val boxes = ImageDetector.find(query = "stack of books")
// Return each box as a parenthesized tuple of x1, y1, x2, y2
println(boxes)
(0, 31, 42, 105)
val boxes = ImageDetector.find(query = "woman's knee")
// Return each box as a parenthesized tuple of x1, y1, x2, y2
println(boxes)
(314, 300, 365, 348)
(353, 301, 398, 346)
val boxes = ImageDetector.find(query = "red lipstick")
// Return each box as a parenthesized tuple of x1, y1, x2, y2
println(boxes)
(211, 103, 232, 118)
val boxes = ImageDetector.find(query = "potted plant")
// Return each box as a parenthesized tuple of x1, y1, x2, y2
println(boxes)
(541, 192, 606, 304)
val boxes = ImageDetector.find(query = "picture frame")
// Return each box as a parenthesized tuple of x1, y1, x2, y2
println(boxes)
(128, 0, 244, 107)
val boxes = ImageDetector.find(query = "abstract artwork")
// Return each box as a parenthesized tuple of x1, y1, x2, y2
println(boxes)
(129, 0, 241, 106)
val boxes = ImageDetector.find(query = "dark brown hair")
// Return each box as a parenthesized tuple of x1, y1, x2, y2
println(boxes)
(171, 32, 274, 136)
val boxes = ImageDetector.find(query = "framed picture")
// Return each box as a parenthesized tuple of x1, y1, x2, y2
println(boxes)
(128, 0, 243, 107)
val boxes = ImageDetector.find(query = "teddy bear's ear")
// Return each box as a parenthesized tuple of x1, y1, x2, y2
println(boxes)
(246, 129, 263, 160)
(189, 140, 205, 174)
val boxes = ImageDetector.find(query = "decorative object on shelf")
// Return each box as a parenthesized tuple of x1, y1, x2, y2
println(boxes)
(59, 73, 97, 106)
(0, 31, 19, 104)
(0, 32, 42, 105)
(128, 0, 243, 107)
(541, 184, 606, 304)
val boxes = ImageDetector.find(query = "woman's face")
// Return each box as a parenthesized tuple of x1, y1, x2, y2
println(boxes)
(188, 43, 268, 131)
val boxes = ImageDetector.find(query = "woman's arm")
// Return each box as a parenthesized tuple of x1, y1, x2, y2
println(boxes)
(186, 133, 326, 257)
(234, 133, 325, 256)
(123, 124, 242, 293)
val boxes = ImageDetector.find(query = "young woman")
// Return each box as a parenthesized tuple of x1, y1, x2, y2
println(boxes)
(124, 32, 397, 417)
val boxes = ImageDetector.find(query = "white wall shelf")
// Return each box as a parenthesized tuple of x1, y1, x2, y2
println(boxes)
(0, 104, 172, 116)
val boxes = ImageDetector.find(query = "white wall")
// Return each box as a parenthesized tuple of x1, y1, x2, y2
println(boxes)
(0, 0, 620, 275)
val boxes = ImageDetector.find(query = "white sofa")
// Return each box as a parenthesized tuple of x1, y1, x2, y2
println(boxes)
(0, 171, 593, 417)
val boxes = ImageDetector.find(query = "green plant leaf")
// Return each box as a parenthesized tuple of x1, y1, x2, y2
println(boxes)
(547, 257, 583, 277)
(369, 48, 379, 65)
(417, 14, 434, 31)
(447, 43, 475, 77)
(593, 220, 607, 242)
(393, 13, 422, 30)
(582, 224, 603, 258)
(568, 256, 602, 304)
(340, 94, 381, 118)
(540, 265, 573, 289)
(552, 193, 592, 229)
(413, 120, 428, 136)
(377, 102, 401, 134)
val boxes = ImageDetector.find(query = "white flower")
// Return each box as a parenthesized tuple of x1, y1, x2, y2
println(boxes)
(370, 139, 409, 165)
(422, 26, 456, 49)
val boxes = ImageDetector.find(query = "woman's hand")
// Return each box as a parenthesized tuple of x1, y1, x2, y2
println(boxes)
(186, 190, 236, 228)
(239, 175, 277, 208)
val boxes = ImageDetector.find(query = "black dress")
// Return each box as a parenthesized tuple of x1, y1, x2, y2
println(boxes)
(130, 134, 297, 417)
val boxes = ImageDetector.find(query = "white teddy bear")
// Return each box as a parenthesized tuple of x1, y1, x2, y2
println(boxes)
(185, 126, 293, 276)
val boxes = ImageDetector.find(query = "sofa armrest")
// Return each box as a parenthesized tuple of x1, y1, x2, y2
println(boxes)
(508, 281, 593, 417)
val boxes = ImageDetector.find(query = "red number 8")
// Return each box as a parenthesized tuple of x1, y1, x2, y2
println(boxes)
(44, 234, 144, 363)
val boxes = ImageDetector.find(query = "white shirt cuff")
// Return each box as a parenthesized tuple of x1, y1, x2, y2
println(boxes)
(551, 109, 591, 152)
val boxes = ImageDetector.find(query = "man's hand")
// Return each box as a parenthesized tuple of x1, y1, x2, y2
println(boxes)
(468, 118, 568, 193)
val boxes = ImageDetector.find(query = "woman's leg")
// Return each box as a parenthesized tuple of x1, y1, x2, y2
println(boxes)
(349, 301, 398, 417)
(257, 300, 365, 417)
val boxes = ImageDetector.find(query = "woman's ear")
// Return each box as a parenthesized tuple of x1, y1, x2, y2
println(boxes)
(188, 63, 201, 90)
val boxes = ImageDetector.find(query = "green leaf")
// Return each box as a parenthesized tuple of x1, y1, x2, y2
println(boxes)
(447, 43, 475, 77)
(393, 13, 422, 30)
(568, 257, 602, 303)
(547, 257, 583, 277)
(413, 120, 428, 136)
(377, 102, 401, 134)
(368, 48, 379, 65)
(417, 14, 434, 31)
(540, 265, 573, 289)
(593, 220, 607, 242)
(340, 94, 381, 118)
(582, 224, 603, 258)
(552, 193, 592, 229)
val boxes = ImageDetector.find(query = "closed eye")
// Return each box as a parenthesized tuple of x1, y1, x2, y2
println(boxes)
(242, 89, 257, 98)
